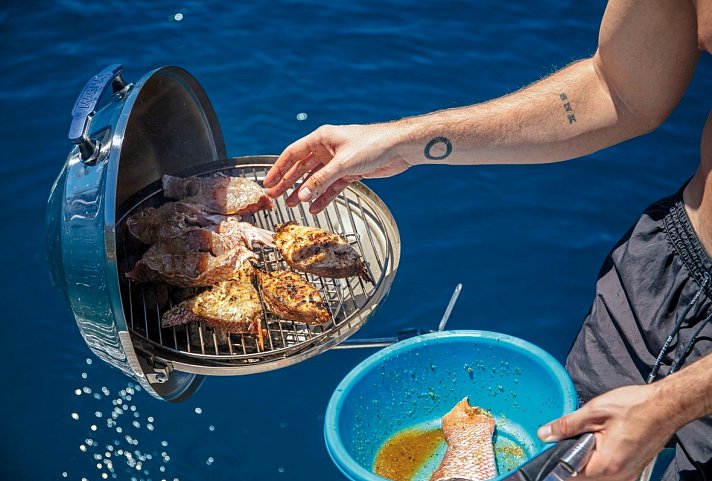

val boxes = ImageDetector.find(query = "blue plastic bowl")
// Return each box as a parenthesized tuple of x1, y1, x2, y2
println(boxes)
(324, 330, 578, 481)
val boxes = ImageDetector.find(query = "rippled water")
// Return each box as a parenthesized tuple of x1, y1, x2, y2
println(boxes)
(2, 1, 712, 480)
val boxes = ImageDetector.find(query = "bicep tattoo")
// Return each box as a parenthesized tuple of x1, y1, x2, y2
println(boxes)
(424, 136, 452, 160)
(560, 93, 576, 124)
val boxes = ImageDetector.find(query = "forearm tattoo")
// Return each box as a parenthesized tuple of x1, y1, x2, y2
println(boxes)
(424, 136, 452, 160)
(560, 93, 576, 124)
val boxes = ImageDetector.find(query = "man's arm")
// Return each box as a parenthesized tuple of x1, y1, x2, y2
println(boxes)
(393, 0, 700, 167)
(538, 352, 712, 481)
(264, 0, 699, 212)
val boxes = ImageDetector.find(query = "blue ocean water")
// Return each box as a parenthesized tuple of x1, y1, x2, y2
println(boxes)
(2, 1, 711, 480)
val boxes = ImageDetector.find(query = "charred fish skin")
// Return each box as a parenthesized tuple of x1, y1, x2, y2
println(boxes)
(255, 269, 332, 325)
(217, 219, 275, 248)
(126, 201, 235, 245)
(274, 222, 372, 283)
(125, 227, 257, 287)
(162, 173, 274, 216)
(430, 397, 498, 481)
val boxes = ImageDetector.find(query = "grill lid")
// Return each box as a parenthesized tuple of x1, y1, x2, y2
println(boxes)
(47, 64, 225, 401)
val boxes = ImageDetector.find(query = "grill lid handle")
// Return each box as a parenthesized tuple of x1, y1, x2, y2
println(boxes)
(68, 64, 128, 164)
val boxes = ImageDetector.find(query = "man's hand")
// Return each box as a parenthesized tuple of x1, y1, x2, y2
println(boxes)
(537, 384, 674, 481)
(263, 123, 411, 214)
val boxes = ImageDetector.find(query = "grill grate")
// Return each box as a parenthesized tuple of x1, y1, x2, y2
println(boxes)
(116, 160, 397, 374)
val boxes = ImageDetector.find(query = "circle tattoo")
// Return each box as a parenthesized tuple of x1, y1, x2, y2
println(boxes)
(424, 137, 452, 160)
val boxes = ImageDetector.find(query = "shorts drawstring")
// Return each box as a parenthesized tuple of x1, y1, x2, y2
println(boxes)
(647, 271, 712, 383)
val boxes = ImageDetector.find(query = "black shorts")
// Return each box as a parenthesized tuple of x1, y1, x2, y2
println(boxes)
(565, 185, 712, 480)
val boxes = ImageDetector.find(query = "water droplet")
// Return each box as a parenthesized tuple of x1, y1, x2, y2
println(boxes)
(161, 441, 168, 447)
(278, 467, 285, 473)
(174, 12, 183, 21)
(62, 472, 68, 478)
(86, 358, 93, 365)
(91, 425, 97, 431)
(80, 444, 87, 452)
(83, 387, 92, 394)
(147, 416, 154, 423)
(71, 413, 80, 420)
(75, 389, 82, 396)
(296, 112, 308, 121)
(82, 373, 88, 379)
(208, 425, 215, 432)
(194, 407, 202, 415)
(206, 456, 214, 466)
(147, 424, 154, 431)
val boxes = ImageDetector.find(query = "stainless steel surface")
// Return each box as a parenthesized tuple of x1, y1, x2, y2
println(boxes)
(542, 464, 574, 481)
(333, 283, 461, 349)
(48, 65, 226, 401)
(117, 156, 399, 376)
(543, 433, 596, 481)
(50, 64, 398, 401)
(438, 283, 461, 331)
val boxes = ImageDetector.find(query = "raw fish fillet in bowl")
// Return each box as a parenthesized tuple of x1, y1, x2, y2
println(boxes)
(324, 330, 578, 481)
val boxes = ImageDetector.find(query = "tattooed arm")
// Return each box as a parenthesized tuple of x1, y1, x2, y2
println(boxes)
(264, 0, 699, 213)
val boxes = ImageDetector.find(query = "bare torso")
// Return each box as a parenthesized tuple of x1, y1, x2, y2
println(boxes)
(683, 0, 712, 255)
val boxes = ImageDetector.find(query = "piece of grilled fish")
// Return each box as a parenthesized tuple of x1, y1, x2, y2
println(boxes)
(218, 218, 275, 248)
(162, 173, 273, 216)
(126, 201, 234, 244)
(274, 222, 372, 283)
(430, 397, 497, 481)
(125, 227, 257, 287)
(255, 269, 331, 325)
(125, 221, 274, 287)
(161, 264, 263, 334)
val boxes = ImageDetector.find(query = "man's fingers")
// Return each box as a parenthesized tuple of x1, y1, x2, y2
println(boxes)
(538, 407, 602, 442)
(266, 153, 324, 198)
(263, 140, 314, 189)
(297, 155, 356, 203)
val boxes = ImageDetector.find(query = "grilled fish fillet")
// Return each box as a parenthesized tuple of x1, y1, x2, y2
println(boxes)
(274, 222, 371, 283)
(125, 220, 274, 287)
(125, 227, 257, 287)
(255, 269, 331, 325)
(126, 201, 234, 244)
(161, 264, 263, 334)
(162, 173, 273, 216)
(430, 397, 497, 481)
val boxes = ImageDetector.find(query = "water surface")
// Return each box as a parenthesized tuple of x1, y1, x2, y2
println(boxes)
(2, 1, 711, 480)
